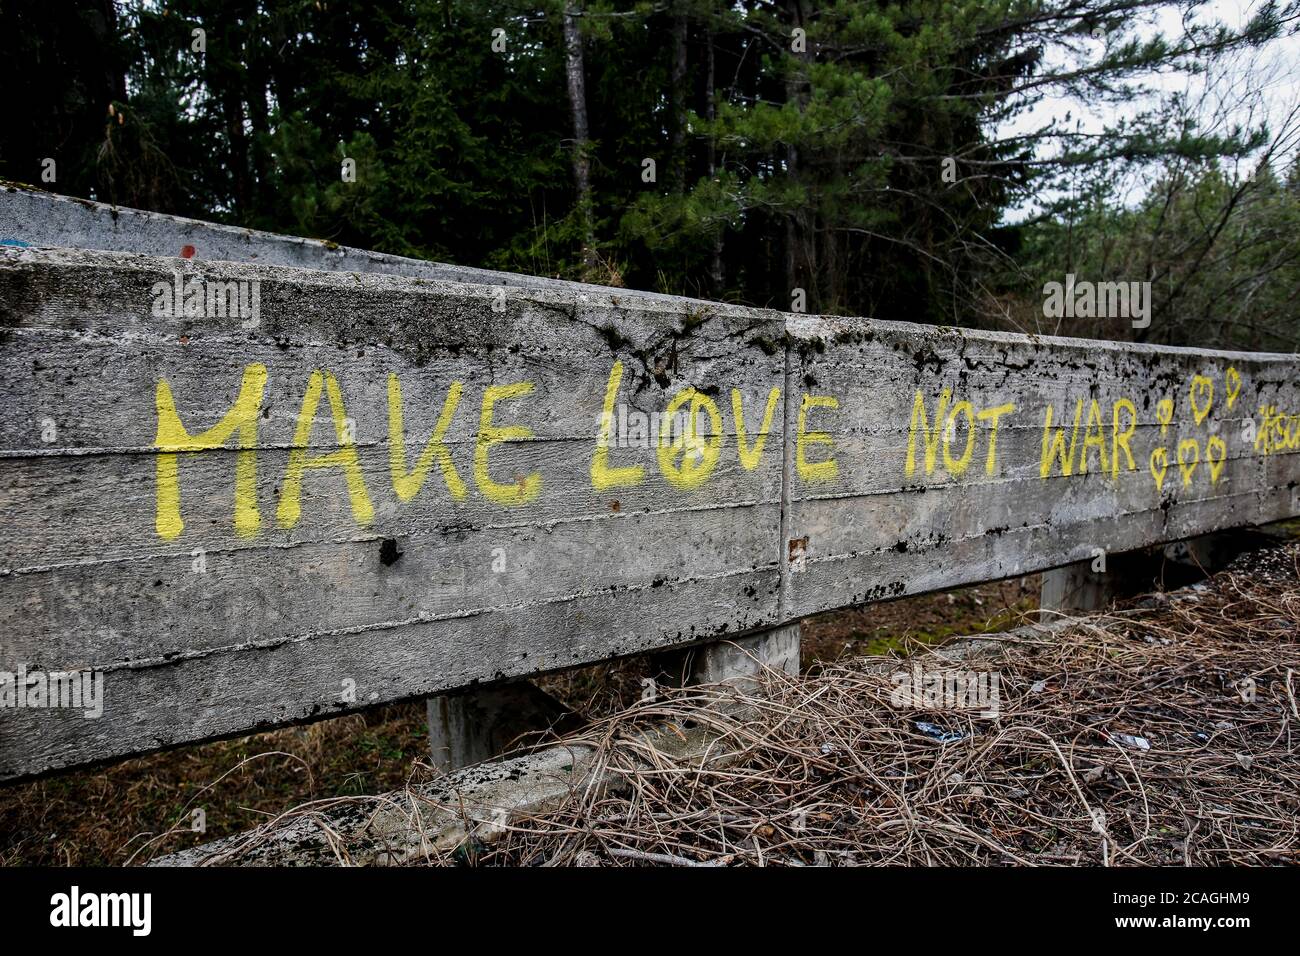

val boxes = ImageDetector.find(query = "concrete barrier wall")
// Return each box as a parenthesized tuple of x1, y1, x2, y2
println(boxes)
(0, 181, 682, 302)
(2, 197, 1298, 782)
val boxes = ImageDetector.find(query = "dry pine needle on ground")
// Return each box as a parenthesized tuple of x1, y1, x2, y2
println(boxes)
(466, 546, 1300, 867)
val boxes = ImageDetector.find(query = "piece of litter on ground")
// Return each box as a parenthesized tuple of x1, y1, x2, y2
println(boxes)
(1107, 732, 1151, 750)
(1030, 679, 1048, 693)
(915, 721, 967, 743)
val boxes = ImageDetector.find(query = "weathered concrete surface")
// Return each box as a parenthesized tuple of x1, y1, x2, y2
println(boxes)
(1040, 561, 1115, 617)
(0, 181, 684, 303)
(0, 245, 787, 781)
(683, 625, 801, 687)
(780, 313, 1300, 620)
(2, 234, 1299, 781)
(427, 681, 580, 772)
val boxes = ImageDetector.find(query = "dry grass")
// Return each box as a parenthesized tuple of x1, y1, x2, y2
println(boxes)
(0, 704, 430, 866)
(456, 546, 1300, 866)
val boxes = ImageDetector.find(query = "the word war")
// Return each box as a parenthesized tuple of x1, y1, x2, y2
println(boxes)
(906, 365, 1272, 494)
(1036, 369, 1241, 492)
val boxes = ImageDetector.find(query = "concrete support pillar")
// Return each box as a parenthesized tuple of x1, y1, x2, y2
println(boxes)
(1040, 530, 1270, 622)
(1165, 529, 1276, 577)
(1039, 560, 1115, 619)
(427, 624, 802, 771)
(427, 681, 576, 773)
(683, 621, 801, 688)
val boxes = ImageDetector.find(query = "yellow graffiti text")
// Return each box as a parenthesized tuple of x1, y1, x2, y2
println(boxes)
(277, 370, 375, 530)
(387, 374, 467, 502)
(1041, 398, 1140, 480)
(1256, 405, 1300, 455)
(906, 389, 1014, 478)
(797, 394, 839, 482)
(475, 382, 543, 506)
(154, 363, 267, 540)
(657, 388, 724, 490)
(732, 387, 781, 471)
(591, 361, 646, 490)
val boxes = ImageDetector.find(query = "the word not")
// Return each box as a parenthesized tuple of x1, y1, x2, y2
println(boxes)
(905, 389, 1015, 478)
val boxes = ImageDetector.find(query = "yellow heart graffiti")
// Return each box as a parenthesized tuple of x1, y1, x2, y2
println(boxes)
(1189, 375, 1214, 425)
(1177, 438, 1200, 487)
(1156, 398, 1174, 435)
(1206, 435, 1227, 484)
(1149, 447, 1169, 492)
(1225, 367, 1241, 411)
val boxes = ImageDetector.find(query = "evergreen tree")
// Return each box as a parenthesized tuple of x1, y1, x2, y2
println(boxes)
(1, 0, 1293, 335)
